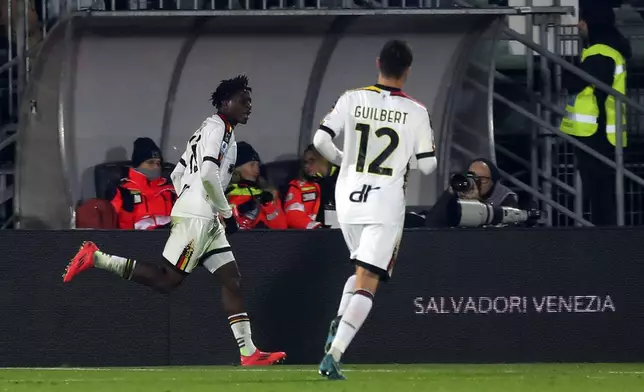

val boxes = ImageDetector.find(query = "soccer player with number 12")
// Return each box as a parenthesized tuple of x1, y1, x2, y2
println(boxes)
(313, 40, 438, 380)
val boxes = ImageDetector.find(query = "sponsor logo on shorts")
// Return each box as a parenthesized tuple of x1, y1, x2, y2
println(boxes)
(349, 184, 380, 203)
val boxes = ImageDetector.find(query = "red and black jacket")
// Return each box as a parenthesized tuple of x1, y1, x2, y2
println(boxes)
(110, 168, 176, 230)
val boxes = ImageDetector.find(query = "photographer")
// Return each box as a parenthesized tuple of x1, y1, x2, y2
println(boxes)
(426, 158, 519, 228)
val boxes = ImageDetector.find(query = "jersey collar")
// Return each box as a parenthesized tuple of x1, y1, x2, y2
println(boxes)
(217, 113, 235, 129)
(374, 84, 401, 92)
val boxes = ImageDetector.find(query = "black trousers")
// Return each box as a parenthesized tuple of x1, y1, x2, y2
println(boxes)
(573, 131, 621, 226)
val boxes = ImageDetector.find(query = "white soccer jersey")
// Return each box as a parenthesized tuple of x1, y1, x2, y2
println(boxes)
(171, 114, 237, 219)
(320, 84, 435, 224)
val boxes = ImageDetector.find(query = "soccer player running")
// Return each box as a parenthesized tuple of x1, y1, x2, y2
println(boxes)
(63, 75, 287, 367)
(313, 40, 437, 380)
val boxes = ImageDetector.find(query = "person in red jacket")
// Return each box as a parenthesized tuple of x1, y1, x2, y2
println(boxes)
(284, 144, 338, 229)
(111, 138, 176, 230)
(226, 142, 287, 230)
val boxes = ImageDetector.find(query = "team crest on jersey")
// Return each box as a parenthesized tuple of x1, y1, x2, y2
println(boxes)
(217, 125, 233, 162)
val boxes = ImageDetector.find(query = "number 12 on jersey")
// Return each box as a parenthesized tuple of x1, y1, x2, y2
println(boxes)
(355, 123, 399, 176)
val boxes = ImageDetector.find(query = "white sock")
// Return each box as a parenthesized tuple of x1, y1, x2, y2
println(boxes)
(329, 289, 374, 362)
(93, 251, 136, 280)
(228, 313, 257, 357)
(337, 275, 356, 317)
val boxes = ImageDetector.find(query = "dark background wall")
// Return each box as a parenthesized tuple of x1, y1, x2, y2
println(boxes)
(1, 228, 643, 367)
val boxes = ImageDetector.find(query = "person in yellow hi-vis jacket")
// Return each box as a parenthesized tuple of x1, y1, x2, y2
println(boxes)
(560, 3, 631, 226)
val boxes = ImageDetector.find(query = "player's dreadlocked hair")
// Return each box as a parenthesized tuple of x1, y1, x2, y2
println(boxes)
(210, 74, 252, 109)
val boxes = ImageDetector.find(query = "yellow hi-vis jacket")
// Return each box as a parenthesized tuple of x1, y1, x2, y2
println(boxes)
(560, 43, 627, 147)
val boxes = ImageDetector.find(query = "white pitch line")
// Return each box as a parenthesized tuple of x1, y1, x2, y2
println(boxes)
(2, 367, 642, 375)
(0, 368, 157, 372)
(0, 377, 231, 383)
(605, 371, 644, 375)
(0, 367, 397, 373)
(1, 378, 128, 383)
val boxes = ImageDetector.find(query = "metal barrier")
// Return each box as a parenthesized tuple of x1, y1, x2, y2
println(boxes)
(471, 17, 644, 227)
(514, 20, 644, 227)
(458, 22, 585, 226)
(439, 2, 644, 227)
(62, 0, 536, 13)
(551, 22, 644, 226)
(0, 0, 52, 228)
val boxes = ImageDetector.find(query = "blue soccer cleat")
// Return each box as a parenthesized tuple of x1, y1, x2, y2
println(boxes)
(324, 316, 341, 353)
(318, 353, 346, 380)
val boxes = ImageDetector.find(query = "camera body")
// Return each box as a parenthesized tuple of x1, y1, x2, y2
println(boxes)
(450, 172, 477, 193)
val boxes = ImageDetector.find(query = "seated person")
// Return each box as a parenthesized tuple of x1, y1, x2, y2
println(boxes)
(226, 142, 287, 230)
(110, 138, 177, 230)
(426, 157, 518, 228)
(284, 144, 338, 229)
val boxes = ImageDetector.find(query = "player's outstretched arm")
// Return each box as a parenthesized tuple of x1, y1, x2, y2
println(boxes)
(201, 160, 233, 218)
(313, 130, 343, 165)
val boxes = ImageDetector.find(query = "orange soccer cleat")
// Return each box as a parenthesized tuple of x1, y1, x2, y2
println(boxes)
(240, 350, 287, 366)
(62, 241, 99, 283)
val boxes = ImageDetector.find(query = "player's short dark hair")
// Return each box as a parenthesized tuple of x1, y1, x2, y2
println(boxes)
(211, 74, 252, 109)
(378, 40, 413, 79)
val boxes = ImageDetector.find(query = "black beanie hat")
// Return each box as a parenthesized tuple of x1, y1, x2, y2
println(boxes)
(131, 137, 162, 167)
(579, 2, 616, 27)
(235, 141, 261, 168)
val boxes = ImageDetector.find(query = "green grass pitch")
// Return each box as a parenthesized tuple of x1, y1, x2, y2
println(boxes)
(1, 364, 644, 391)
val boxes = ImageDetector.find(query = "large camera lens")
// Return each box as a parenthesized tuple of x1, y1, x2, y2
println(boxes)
(450, 173, 473, 193)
